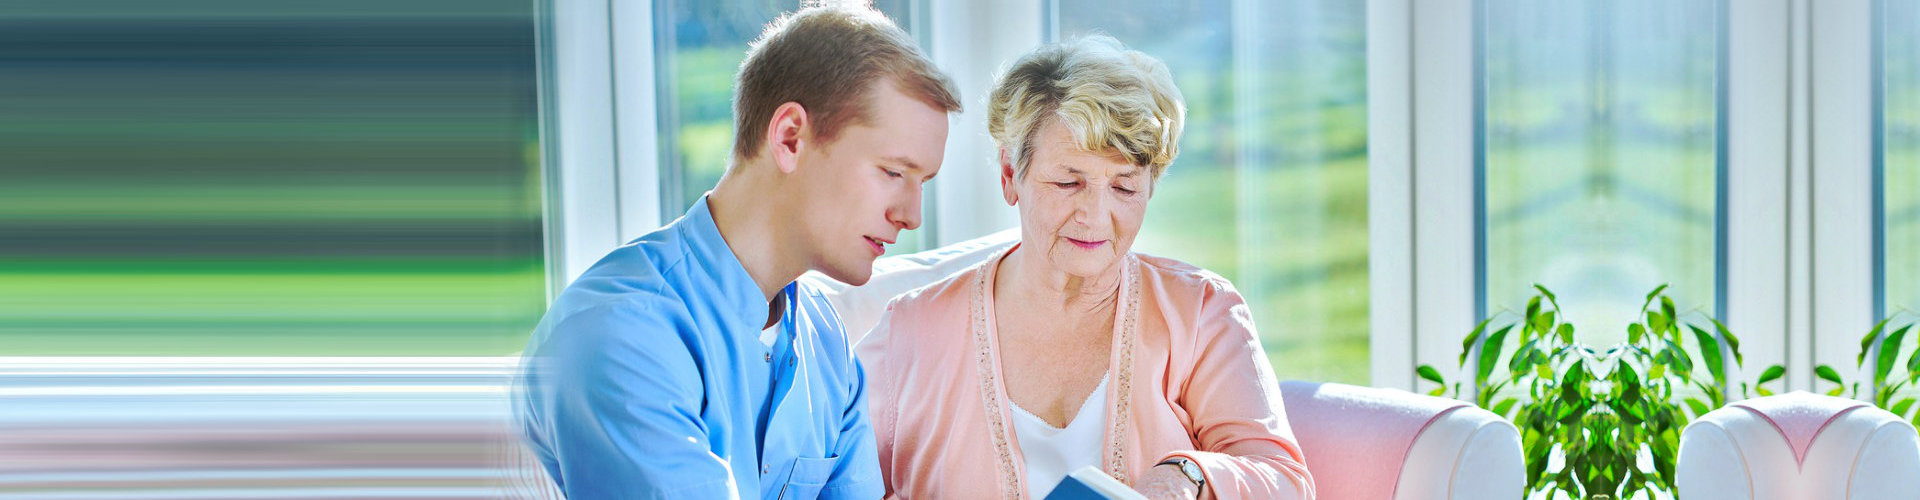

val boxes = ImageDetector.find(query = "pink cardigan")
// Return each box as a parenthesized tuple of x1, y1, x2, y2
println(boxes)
(854, 247, 1315, 499)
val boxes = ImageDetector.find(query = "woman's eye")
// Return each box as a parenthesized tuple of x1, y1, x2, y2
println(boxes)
(883, 168, 903, 179)
(1114, 186, 1137, 195)
(1051, 181, 1079, 189)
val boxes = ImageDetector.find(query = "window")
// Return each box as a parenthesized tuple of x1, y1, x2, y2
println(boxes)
(654, 0, 930, 254)
(0, 1, 544, 355)
(1480, 0, 1722, 340)
(1885, 0, 1920, 318)
(1056, 0, 1370, 384)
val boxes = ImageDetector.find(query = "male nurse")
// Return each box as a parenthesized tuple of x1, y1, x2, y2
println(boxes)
(512, 3, 959, 498)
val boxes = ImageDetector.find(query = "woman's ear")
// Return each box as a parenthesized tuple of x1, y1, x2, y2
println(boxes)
(999, 148, 1018, 206)
(765, 102, 809, 174)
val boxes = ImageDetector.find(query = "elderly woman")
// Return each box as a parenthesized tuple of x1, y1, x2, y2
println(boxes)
(854, 36, 1314, 500)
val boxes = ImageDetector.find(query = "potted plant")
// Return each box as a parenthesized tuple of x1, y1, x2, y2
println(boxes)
(1419, 285, 1785, 500)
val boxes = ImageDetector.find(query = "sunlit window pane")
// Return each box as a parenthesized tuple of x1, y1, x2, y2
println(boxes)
(1887, 0, 1920, 316)
(0, 1, 543, 355)
(1482, 0, 1720, 338)
(1057, 0, 1370, 384)
(656, 0, 928, 254)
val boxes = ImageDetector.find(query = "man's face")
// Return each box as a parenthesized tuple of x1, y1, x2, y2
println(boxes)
(792, 79, 949, 285)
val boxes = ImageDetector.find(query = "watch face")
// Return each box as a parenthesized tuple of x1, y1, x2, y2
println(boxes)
(1179, 460, 1203, 481)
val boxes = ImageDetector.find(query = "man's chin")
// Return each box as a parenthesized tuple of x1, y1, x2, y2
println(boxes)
(821, 262, 875, 286)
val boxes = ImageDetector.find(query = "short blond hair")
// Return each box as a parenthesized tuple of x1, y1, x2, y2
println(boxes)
(986, 35, 1185, 181)
(732, 1, 962, 162)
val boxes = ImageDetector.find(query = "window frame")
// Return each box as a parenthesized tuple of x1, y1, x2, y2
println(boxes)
(1388, 0, 1799, 392)
(1810, 0, 1877, 390)
(540, 0, 642, 294)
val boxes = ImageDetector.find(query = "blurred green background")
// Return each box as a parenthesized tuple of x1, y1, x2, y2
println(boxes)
(1482, 0, 1720, 344)
(0, 0, 545, 355)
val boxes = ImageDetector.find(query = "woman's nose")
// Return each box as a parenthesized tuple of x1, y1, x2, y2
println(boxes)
(1071, 189, 1108, 223)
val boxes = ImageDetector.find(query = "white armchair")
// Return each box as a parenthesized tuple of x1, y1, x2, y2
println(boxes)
(1677, 391, 1920, 500)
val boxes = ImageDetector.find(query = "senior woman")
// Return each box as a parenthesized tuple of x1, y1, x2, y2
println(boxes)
(854, 35, 1314, 500)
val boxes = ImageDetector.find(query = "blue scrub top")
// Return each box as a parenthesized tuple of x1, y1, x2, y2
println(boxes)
(514, 196, 881, 500)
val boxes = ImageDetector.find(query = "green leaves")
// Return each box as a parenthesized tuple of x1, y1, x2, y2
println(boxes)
(1683, 398, 1711, 419)
(1534, 283, 1558, 303)
(1531, 311, 1557, 337)
(1909, 343, 1920, 383)
(1429, 284, 1764, 500)
(1826, 315, 1920, 407)
(1893, 398, 1917, 419)
(1461, 317, 1493, 366)
(1815, 364, 1847, 396)
(1689, 324, 1726, 390)
(1492, 398, 1518, 418)
(1659, 338, 1693, 378)
(1815, 364, 1844, 384)
(1711, 318, 1743, 365)
(1861, 318, 1893, 366)
(1874, 324, 1913, 390)
(1661, 296, 1678, 329)
(1560, 360, 1588, 404)
(1648, 311, 1670, 340)
(1525, 296, 1542, 327)
(1509, 339, 1539, 379)
(1417, 364, 1445, 384)
(1476, 324, 1516, 388)
(1756, 364, 1787, 385)
(1417, 364, 1448, 397)
(1755, 365, 1786, 396)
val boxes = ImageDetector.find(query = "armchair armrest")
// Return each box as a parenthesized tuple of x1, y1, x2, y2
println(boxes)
(1279, 381, 1523, 500)
(1677, 391, 1920, 500)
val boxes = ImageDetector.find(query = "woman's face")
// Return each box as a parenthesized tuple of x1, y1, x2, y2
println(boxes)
(1002, 118, 1153, 280)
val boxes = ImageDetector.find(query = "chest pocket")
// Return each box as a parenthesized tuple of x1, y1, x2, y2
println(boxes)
(774, 455, 839, 500)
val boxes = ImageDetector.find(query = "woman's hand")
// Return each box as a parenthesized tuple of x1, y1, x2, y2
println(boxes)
(1134, 463, 1203, 500)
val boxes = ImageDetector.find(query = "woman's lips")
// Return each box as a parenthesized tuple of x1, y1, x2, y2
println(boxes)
(865, 236, 886, 256)
(1065, 237, 1106, 249)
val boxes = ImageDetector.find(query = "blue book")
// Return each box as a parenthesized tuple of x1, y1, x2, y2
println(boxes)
(1044, 466, 1150, 500)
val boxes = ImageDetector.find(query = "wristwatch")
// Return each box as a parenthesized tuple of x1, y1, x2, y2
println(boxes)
(1157, 456, 1206, 493)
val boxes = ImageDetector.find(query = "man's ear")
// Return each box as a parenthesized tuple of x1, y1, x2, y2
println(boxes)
(999, 148, 1018, 206)
(765, 102, 810, 174)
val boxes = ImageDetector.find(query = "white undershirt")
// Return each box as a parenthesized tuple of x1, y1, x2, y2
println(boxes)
(1010, 374, 1110, 499)
(761, 291, 785, 349)
(759, 324, 778, 349)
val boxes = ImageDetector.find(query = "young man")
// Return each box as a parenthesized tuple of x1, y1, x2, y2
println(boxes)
(512, 4, 959, 499)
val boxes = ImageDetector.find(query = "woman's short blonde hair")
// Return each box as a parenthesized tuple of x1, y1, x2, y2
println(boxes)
(986, 35, 1185, 181)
